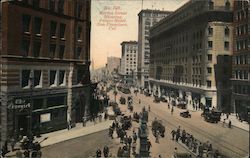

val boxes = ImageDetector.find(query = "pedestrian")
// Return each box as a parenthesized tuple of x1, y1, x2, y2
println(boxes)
(198, 143, 204, 157)
(228, 120, 232, 128)
(226, 113, 229, 119)
(104, 112, 108, 121)
(147, 139, 152, 151)
(223, 119, 226, 127)
(82, 117, 86, 127)
(117, 147, 123, 157)
(128, 136, 132, 147)
(148, 105, 151, 112)
(171, 106, 174, 115)
(10, 138, 15, 151)
(171, 130, 176, 140)
(99, 114, 102, 122)
(103, 145, 109, 158)
(155, 131, 159, 143)
(133, 131, 137, 142)
(139, 99, 141, 104)
(132, 142, 137, 155)
(96, 148, 102, 157)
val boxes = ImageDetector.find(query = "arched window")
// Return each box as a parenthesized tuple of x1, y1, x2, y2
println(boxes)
(209, 0, 214, 10)
(225, 0, 230, 10)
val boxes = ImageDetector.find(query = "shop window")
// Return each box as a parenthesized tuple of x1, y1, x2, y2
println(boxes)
(34, 17, 42, 35)
(207, 80, 211, 88)
(21, 38, 30, 56)
(206, 98, 212, 107)
(22, 70, 31, 88)
(33, 41, 41, 57)
(59, 45, 65, 59)
(22, 14, 31, 33)
(59, 23, 66, 39)
(49, 70, 57, 86)
(59, 70, 65, 85)
(33, 98, 44, 110)
(49, 44, 56, 58)
(34, 70, 42, 87)
(50, 21, 57, 38)
(47, 96, 65, 107)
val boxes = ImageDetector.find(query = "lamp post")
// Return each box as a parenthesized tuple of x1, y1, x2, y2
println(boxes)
(28, 72, 34, 141)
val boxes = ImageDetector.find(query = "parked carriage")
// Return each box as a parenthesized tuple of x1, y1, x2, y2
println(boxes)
(180, 110, 191, 118)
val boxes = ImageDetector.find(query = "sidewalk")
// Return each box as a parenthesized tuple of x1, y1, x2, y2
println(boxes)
(5, 118, 112, 157)
(220, 113, 249, 131)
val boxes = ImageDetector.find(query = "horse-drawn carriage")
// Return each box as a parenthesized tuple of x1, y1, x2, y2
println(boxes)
(119, 96, 126, 104)
(151, 119, 165, 137)
(120, 116, 132, 130)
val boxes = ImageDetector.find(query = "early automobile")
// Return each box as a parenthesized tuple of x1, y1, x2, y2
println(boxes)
(180, 110, 191, 118)
(202, 109, 221, 123)
(153, 96, 161, 103)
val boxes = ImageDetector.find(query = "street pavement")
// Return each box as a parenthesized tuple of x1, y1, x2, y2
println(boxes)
(121, 90, 249, 158)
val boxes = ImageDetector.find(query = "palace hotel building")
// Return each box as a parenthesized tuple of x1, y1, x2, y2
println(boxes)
(0, 0, 91, 146)
(149, 0, 234, 110)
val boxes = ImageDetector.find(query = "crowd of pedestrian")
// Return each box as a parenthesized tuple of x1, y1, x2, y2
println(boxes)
(171, 126, 221, 158)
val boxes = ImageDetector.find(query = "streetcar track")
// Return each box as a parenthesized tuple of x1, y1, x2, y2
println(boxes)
(131, 94, 248, 158)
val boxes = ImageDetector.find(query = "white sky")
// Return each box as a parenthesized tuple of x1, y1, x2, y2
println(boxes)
(91, 0, 188, 69)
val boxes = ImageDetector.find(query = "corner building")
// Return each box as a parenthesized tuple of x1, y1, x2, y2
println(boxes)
(149, 0, 234, 109)
(0, 0, 91, 146)
(231, 1, 250, 117)
(120, 41, 138, 84)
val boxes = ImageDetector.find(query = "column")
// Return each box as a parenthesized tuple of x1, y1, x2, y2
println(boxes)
(186, 92, 192, 110)
(0, 91, 8, 148)
(67, 63, 74, 123)
(201, 94, 206, 107)
(179, 89, 183, 99)
(158, 85, 161, 97)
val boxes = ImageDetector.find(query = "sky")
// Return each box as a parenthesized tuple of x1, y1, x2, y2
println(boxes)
(91, 0, 188, 69)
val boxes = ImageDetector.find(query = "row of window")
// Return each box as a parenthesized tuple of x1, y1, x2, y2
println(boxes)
(233, 85, 250, 95)
(235, 9, 248, 21)
(235, 39, 248, 51)
(234, 55, 248, 65)
(21, 70, 66, 88)
(208, 41, 229, 50)
(208, 26, 230, 36)
(234, 70, 249, 80)
(235, 24, 248, 36)
(23, 14, 67, 39)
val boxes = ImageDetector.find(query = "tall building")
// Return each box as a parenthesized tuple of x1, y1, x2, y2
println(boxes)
(149, 0, 234, 109)
(120, 41, 138, 84)
(106, 56, 120, 75)
(231, 1, 250, 117)
(0, 0, 91, 146)
(137, 10, 172, 89)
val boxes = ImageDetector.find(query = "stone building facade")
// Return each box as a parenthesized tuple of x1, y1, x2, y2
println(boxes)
(0, 0, 91, 147)
(137, 10, 171, 89)
(149, 0, 234, 109)
(231, 1, 250, 117)
(120, 41, 138, 84)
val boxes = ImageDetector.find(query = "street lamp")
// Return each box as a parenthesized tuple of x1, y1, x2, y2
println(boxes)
(28, 72, 34, 141)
